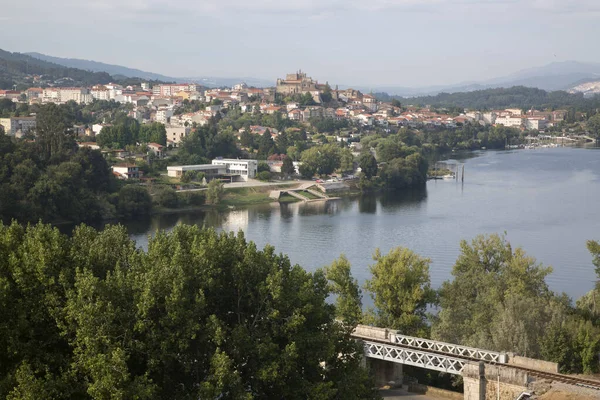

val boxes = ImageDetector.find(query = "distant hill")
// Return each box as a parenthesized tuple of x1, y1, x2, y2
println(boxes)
(26, 52, 274, 88)
(366, 61, 600, 97)
(26, 52, 177, 82)
(0, 48, 114, 89)
(378, 86, 600, 111)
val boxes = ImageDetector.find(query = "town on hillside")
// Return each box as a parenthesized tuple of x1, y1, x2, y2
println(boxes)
(1, 70, 598, 185)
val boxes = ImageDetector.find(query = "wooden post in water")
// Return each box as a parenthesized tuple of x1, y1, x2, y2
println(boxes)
(462, 165, 465, 182)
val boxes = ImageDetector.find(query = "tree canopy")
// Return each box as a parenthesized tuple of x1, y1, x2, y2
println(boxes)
(0, 222, 378, 400)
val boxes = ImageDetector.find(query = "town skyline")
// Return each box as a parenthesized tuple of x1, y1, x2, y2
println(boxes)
(2, 0, 600, 87)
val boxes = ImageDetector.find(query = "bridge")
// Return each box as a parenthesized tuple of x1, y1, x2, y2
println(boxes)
(351, 325, 600, 400)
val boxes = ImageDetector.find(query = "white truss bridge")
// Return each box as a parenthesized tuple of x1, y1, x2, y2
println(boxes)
(353, 325, 507, 376)
(363, 339, 468, 375)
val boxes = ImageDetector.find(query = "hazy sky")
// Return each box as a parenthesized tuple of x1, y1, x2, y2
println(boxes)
(2, 0, 599, 87)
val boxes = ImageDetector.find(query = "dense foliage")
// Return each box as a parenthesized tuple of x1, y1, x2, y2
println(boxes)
(378, 86, 600, 113)
(0, 222, 378, 399)
(431, 234, 600, 374)
(0, 48, 112, 89)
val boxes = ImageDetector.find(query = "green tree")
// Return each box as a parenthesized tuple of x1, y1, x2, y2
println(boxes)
(206, 180, 224, 205)
(116, 185, 152, 219)
(359, 152, 378, 179)
(152, 185, 178, 208)
(0, 222, 379, 399)
(139, 122, 167, 145)
(35, 103, 74, 162)
(281, 156, 296, 176)
(339, 148, 354, 173)
(257, 161, 270, 173)
(364, 247, 435, 336)
(300, 144, 341, 176)
(257, 171, 271, 181)
(587, 114, 600, 140)
(433, 234, 554, 353)
(324, 255, 362, 326)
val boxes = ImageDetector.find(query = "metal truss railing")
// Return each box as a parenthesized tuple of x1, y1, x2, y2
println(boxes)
(363, 340, 466, 375)
(389, 333, 506, 363)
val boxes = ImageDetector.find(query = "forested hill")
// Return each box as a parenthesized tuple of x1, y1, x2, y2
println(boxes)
(376, 86, 600, 111)
(0, 48, 113, 89)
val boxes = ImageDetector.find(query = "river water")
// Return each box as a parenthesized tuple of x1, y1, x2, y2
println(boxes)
(127, 147, 600, 301)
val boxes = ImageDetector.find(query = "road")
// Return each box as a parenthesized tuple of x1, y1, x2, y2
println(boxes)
(175, 179, 313, 193)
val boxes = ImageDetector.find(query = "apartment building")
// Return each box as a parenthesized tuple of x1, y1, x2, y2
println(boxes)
(0, 116, 37, 136)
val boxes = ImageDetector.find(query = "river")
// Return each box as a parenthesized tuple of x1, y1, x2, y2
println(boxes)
(126, 147, 600, 302)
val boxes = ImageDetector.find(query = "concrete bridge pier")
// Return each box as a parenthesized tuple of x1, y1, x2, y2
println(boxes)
(463, 361, 530, 400)
(463, 362, 486, 400)
(367, 358, 403, 388)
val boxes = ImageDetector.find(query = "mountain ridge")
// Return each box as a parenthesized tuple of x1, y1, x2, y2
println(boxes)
(25, 52, 273, 88)
(17, 52, 600, 95)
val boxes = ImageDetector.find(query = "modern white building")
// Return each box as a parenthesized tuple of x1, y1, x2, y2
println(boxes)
(211, 158, 258, 181)
(167, 159, 258, 182)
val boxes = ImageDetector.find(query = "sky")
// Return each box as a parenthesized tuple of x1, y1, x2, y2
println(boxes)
(1, 0, 600, 87)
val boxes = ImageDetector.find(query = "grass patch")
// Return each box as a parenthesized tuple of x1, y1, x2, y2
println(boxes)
(221, 187, 275, 206)
(278, 193, 301, 203)
(308, 185, 325, 194)
(299, 190, 320, 200)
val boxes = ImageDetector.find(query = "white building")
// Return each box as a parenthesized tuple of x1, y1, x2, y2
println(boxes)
(111, 164, 141, 180)
(482, 112, 496, 125)
(167, 158, 258, 182)
(525, 118, 547, 131)
(91, 86, 110, 101)
(59, 88, 93, 104)
(0, 116, 36, 136)
(495, 115, 523, 128)
(156, 108, 174, 124)
(211, 158, 258, 181)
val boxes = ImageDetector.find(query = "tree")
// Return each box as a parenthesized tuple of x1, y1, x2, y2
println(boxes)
(359, 152, 378, 179)
(257, 161, 270, 173)
(139, 122, 167, 145)
(433, 234, 555, 354)
(281, 156, 296, 176)
(339, 148, 354, 173)
(364, 247, 435, 336)
(152, 185, 178, 208)
(257, 171, 271, 181)
(0, 222, 379, 399)
(587, 114, 600, 140)
(116, 185, 152, 219)
(206, 180, 224, 205)
(324, 255, 362, 326)
(35, 103, 74, 162)
(300, 144, 341, 176)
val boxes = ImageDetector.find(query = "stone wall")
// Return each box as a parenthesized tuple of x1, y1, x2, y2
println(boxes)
(463, 362, 530, 400)
(353, 325, 389, 341)
(507, 353, 559, 374)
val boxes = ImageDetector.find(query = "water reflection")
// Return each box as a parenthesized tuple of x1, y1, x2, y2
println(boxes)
(379, 187, 427, 211)
(358, 195, 377, 214)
